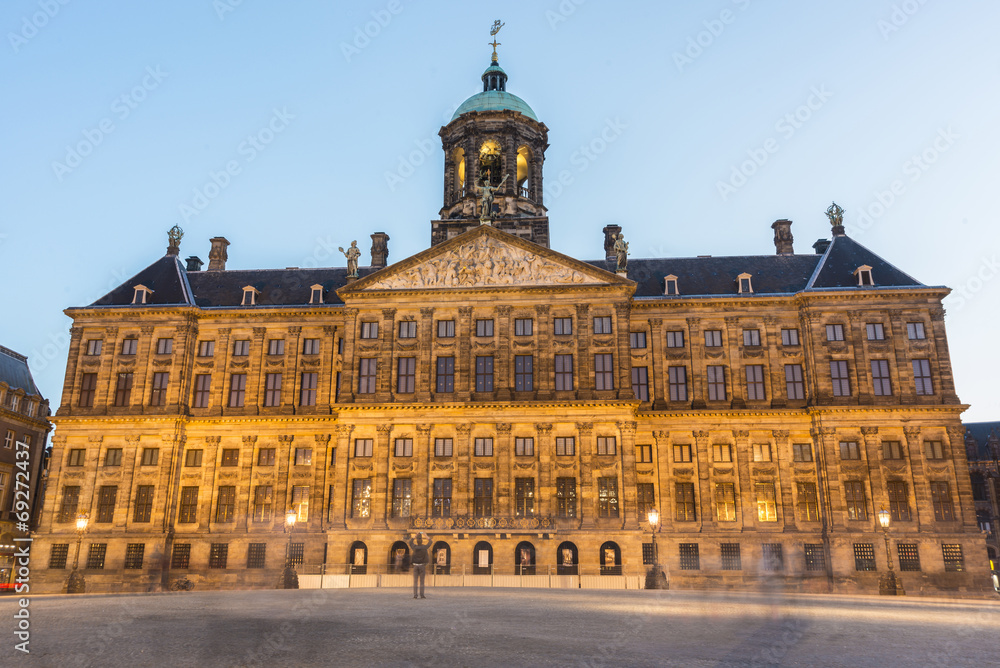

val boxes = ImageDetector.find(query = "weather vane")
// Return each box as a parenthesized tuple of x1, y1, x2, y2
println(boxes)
(489, 20, 504, 62)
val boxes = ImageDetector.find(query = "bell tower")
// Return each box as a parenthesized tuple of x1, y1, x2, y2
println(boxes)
(432, 22, 550, 247)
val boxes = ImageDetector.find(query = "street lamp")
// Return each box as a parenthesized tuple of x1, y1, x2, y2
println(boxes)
(877, 508, 904, 595)
(66, 513, 88, 594)
(644, 508, 668, 590)
(280, 508, 299, 589)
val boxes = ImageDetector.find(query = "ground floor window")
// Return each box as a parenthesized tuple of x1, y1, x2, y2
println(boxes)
(897, 543, 920, 572)
(600, 541, 622, 575)
(86, 544, 107, 570)
(389, 541, 410, 573)
(49, 544, 69, 569)
(432, 541, 451, 575)
(349, 541, 368, 574)
(209, 543, 229, 569)
(171, 543, 191, 569)
(124, 544, 145, 570)
(473, 541, 493, 575)
(679, 543, 700, 571)
(557, 542, 578, 575)
(853, 543, 876, 572)
(942, 544, 964, 572)
(804, 544, 825, 572)
(761, 544, 783, 572)
(515, 541, 536, 575)
(720, 543, 741, 571)
(247, 543, 266, 569)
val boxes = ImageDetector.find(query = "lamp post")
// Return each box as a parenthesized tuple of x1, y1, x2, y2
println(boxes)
(66, 513, 88, 594)
(280, 508, 299, 589)
(644, 508, 668, 590)
(877, 508, 904, 595)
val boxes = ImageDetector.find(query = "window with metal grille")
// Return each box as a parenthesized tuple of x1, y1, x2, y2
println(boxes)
(473, 437, 493, 457)
(631, 367, 649, 401)
(636, 444, 652, 464)
(785, 364, 805, 400)
(897, 543, 920, 571)
(247, 543, 267, 569)
(793, 443, 812, 462)
(668, 366, 687, 401)
(437, 320, 455, 337)
(114, 372, 133, 406)
(514, 355, 533, 391)
(931, 482, 955, 521)
(830, 360, 851, 396)
(171, 543, 192, 569)
(263, 373, 282, 406)
(252, 485, 273, 522)
(219, 448, 238, 467)
(228, 373, 246, 407)
(433, 478, 453, 517)
(86, 339, 103, 356)
(594, 354, 614, 391)
(597, 436, 616, 455)
(354, 438, 373, 457)
(289, 543, 304, 566)
(906, 322, 925, 340)
(753, 443, 771, 462)
(233, 340, 250, 356)
(642, 543, 655, 565)
(358, 358, 377, 394)
(96, 485, 117, 523)
(474, 479, 493, 517)
(715, 482, 737, 522)
(396, 358, 415, 394)
(257, 448, 275, 466)
(871, 360, 892, 396)
(193, 374, 211, 408)
(826, 324, 844, 341)
(840, 441, 860, 460)
(942, 544, 963, 572)
(515, 318, 533, 336)
(762, 544, 784, 571)
(209, 543, 229, 569)
(745, 365, 765, 400)
(675, 482, 696, 522)
(593, 316, 612, 334)
(58, 486, 80, 522)
(630, 332, 647, 349)
(294, 448, 312, 466)
(178, 487, 199, 523)
(679, 543, 700, 570)
(673, 444, 692, 463)
(555, 354, 574, 391)
(86, 544, 107, 570)
(804, 544, 826, 571)
(636, 483, 655, 521)
(121, 338, 138, 355)
(797, 482, 819, 521)
(781, 328, 799, 346)
(666, 331, 685, 348)
(853, 543, 876, 571)
(398, 321, 417, 338)
(300, 372, 318, 406)
(475, 319, 494, 337)
(556, 477, 576, 518)
(360, 322, 379, 339)
(215, 486, 236, 522)
(556, 437, 575, 456)
(707, 365, 726, 401)
(721, 543, 742, 570)
(78, 372, 97, 407)
(475, 356, 494, 392)
(351, 480, 371, 518)
(49, 544, 69, 569)
(513, 478, 534, 518)
(124, 544, 145, 569)
(844, 481, 867, 520)
(913, 359, 934, 395)
(435, 357, 454, 393)
(395, 438, 413, 457)
(553, 317, 572, 336)
(756, 482, 777, 522)
(704, 330, 722, 347)
(133, 485, 154, 523)
(392, 479, 412, 518)
(925, 440, 944, 460)
(515, 437, 534, 457)
(434, 438, 453, 457)
(598, 477, 620, 518)
(742, 329, 761, 346)
(713, 443, 732, 462)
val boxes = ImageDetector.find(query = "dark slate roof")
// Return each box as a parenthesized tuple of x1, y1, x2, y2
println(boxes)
(966, 421, 1000, 460)
(186, 267, 379, 307)
(808, 234, 922, 289)
(91, 255, 195, 306)
(0, 346, 40, 396)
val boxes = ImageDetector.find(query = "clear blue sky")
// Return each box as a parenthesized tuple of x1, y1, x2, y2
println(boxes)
(2, 1, 998, 421)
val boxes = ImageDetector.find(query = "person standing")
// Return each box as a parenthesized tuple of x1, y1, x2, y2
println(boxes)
(408, 532, 431, 599)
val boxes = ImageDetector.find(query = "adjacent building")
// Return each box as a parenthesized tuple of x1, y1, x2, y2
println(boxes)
(965, 422, 1000, 566)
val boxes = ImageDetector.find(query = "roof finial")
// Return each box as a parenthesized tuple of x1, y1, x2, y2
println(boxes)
(825, 202, 845, 237)
(489, 19, 504, 63)
(167, 225, 183, 256)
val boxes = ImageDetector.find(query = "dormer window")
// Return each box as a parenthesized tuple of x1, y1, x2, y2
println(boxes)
(664, 274, 679, 295)
(309, 284, 324, 305)
(132, 284, 153, 304)
(737, 273, 753, 294)
(241, 286, 260, 306)
(854, 265, 874, 286)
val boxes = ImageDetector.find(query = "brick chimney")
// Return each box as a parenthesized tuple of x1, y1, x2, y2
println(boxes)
(208, 237, 230, 271)
(185, 256, 204, 272)
(771, 219, 794, 255)
(370, 232, 389, 268)
(602, 225, 622, 262)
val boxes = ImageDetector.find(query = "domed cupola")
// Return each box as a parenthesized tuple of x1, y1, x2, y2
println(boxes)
(431, 21, 550, 248)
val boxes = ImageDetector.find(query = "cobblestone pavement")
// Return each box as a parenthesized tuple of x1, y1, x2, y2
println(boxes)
(2, 587, 998, 667)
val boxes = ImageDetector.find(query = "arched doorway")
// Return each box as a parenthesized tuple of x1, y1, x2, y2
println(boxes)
(556, 541, 579, 575)
(452, 147, 466, 199)
(515, 541, 536, 575)
(388, 541, 409, 573)
(516, 145, 531, 198)
(473, 541, 493, 575)
(349, 541, 368, 575)
(479, 140, 502, 188)
(432, 541, 451, 575)
(600, 541, 622, 575)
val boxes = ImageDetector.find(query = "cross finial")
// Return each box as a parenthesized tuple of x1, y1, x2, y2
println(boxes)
(489, 19, 504, 63)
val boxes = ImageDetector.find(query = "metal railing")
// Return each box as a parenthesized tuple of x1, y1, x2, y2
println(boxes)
(410, 515, 554, 531)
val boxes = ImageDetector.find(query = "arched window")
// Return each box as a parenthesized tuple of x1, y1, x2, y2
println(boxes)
(349, 540, 368, 575)
(600, 541, 622, 575)
(388, 541, 409, 573)
(479, 140, 502, 187)
(472, 540, 493, 575)
(432, 541, 451, 575)
(516, 145, 531, 198)
(452, 147, 466, 198)
(556, 541, 579, 575)
(515, 541, 536, 575)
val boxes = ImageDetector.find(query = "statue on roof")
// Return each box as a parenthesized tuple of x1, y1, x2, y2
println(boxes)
(825, 202, 844, 228)
(489, 20, 504, 62)
(613, 233, 629, 272)
(339, 240, 361, 278)
(167, 225, 183, 256)
(478, 172, 508, 224)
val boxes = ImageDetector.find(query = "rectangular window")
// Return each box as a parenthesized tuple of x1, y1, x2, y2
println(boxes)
(121, 338, 137, 355)
(300, 372, 318, 406)
(707, 365, 726, 401)
(793, 443, 813, 462)
(475, 319, 494, 337)
(715, 482, 736, 522)
(475, 356, 494, 392)
(358, 358, 377, 394)
(630, 332, 647, 349)
(141, 447, 159, 467)
(668, 366, 687, 401)
(840, 441, 860, 460)
(781, 328, 799, 346)
(351, 479, 372, 518)
(302, 338, 319, 355)
(49, 544, 69, 569)
(704, 330, 723, 347)
(228, 374, 246, 407)
(122, 543, 144, 570)
(394, 438, 413, 457)
(596, 436, 616, 456)
(433, 478, 453, 517)
(553, 317, 572, 336)
(513, 478, 534, 518)
(67, 449, 85, 467)
(474, 479, 493, 517)
(756, 482, 777, 522)
(897, 543, 921, 571)
(854, 543, 876, 571)
(171, 544, 191, 569)
(514, 355, 534, 392)
(79, 372, 97, 407)
(474, 437, 493, 457)
(804, 544, 826, 572)
(252, 485, 273, 522)
(785, 364, 805, 400)
(247, 543, 267, 569)
(675, 482, 696, 522)
(556, 477, 577, 518)
(826, 324, 845, 341)
(184, 449, 203, 467)
(742, 329, 761, 346)
(209, 543, 229, 569)
(148, 372, 169, 406)
(887, 481, 910, 521)
(555, 354, 574, 391)
(636, 482, 655, 521)
(398, 321, 417, 338)
(931, 482, 955, 521)
(396, 358, 415, 394)
(907, 322, 926, 340)
(593, 316, 612, 334)
(883, 441, 904, 460)
(594, 354, 614, 391)
(673, 444, 692, 463)
(720, 543, 742, 571)
(752, 443, 772, 462)
(713, 443, 732, 463)
(114, 372, 133, 407)
(598, 477, 620, 518)
(354, 438, 373, 457)
(830, 360, 851, 396)
(220, 448, 238, 467)
(871, 360, 892, 396)
(514, 318, 533, 336)
(264, 373, 282, 407)
(555, 437, 575, 456)
(666, 331, 685, 348)
(86, 544, 107, 570)
(942, 544, 964, 572)
(925, 440, 944, 460)
(96, 485, 117, 523)
(434, 438, 453, 457)
(636, 444, 652, 464)
(762, 544, 784, 572)
(215, 485, 236, 522)
(435, 356, 454, 393)
(913, 359, 934, 395)
(193, 374, 211, 408)
(844, 481, 867, 520)
(133, 485, 154, 523)
(797, 482, 819, 521)
(515, 437, 535, 457)
(233, 340, 250, 356)
(104, 448, 122, 467)
(631, 367, 649, 401)
(866, 323, 885, 340)
(257, 448, 275, 466)
(178, 487, 198, 523)
(86, 339, 103, 356)
(679, 544, 700, 570)
(437, 320, 455, 338)
(267, 339, 285, 355)
(294, 448, 313, 466)
(392, 479, 412, 518)
(360, 322, 379, 339)
(58, 486, 80, 522)
(745, 365, 765, 400)
(155, 338, 172, 355)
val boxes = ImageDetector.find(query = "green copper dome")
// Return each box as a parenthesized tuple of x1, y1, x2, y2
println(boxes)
(451, 59, 538, 121)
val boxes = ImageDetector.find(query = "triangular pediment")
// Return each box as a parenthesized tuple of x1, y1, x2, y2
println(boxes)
(341, 225, 629, 293)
